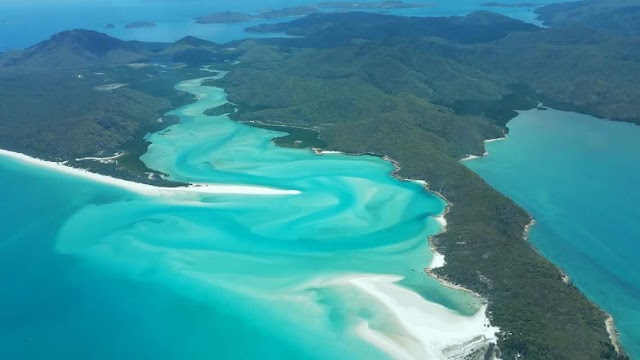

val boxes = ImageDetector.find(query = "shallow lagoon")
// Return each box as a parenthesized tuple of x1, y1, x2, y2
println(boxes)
(466, 108, 640, 359)
(0, 71, 494, 359)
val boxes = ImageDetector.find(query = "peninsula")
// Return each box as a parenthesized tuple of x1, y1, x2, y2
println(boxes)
(0, 4, 636, 358)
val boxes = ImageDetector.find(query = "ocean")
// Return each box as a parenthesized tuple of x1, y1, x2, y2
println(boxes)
(465, 108, 640, 359)
(0, 70, 496, 359)
(0, 0, 562, 51)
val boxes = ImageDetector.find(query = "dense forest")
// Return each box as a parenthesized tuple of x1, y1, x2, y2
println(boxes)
(0, 1, 637, 358)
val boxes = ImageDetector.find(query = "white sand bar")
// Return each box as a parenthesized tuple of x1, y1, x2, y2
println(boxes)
(342, 274, 499, 360)
(0, 149, 301, 197)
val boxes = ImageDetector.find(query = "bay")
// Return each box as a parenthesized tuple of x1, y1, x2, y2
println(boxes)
(465, 108, 640, 359)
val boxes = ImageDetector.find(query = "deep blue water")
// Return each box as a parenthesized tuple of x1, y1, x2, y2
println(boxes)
(465, 108, 640, 359)
(0, 0, 562, 51)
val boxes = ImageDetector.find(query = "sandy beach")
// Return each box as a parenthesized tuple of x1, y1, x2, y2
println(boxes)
(606, 315, 623, 356)
(344, 274, 499, 360)
(0, 148, 301, 197)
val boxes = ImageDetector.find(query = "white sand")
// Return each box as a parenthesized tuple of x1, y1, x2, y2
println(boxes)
(428, 251, 447, 270)
(411, 179, 428, 187)
(606, 315, 622, 355)
(484, 137, 506, 144)
(337, 274, 499, 360)
(0, 149, 300, 197)
(460, 154, 481, 162)
(435, 215, 447, 229)
(461, 138, 505, 162)
(76, 152, 125, 163)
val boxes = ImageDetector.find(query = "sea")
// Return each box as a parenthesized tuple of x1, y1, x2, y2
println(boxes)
(465, 108, 640, 359)
(0, 70, 494, 359)
(0, 0, 562, 52)
(4, 0, 636, 359)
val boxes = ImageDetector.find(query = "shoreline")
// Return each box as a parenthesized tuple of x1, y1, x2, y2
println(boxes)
(313, 146, 500, 357)
(322, 274, 500, 360)
(606, 314, 623, 356)
(460, 117, 627, 357)
(0, 148, 301, 197)
(460, 136, 507, 163)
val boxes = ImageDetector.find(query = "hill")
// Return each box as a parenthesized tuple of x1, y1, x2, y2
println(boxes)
(536, 0, 640, 35)
(0, 12, 636, 358)
(246, 11, 541, 46)
(212, 11, 640, 359)
(0, 30, 149, 70)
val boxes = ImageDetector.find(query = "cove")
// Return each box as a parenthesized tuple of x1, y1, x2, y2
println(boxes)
(0, 70, 498, 359)
(465, 108, 640, 359)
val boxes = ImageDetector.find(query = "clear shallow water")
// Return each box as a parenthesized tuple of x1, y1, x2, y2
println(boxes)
(0, 70, 486, 359)
(465, 108, 640, 359)
(0, 0, 562, 51)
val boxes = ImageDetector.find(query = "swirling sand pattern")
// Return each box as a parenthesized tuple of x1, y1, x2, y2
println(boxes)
(0, 70, 497, 359)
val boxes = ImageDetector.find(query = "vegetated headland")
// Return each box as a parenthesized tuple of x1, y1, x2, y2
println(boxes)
(0, 2, 637, 358)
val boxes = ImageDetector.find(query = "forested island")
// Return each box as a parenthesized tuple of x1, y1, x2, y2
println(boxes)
(124, 21, 157, 29)
(194, 1, 436, 24)
(0, 1, 638, 358)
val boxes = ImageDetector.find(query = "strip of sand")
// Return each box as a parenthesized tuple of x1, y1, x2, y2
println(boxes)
(337, 274, 499, 360)
(0, 148, 300, 197)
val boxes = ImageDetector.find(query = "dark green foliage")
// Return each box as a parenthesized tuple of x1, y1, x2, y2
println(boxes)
(0, 30, 149, 70)
(246, 11, 541, 46)
(0, 62, 210, 185)
(536, 0, 640, 35)
(0, 10, 636, 357)
(215, 11, 639, 357)
(203, 103, 237, 116)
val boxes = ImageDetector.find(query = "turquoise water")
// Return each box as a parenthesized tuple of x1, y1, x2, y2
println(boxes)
(0, 0, 561, 51)
(0, 70, 485, 359)
(465, 108, 640, 359)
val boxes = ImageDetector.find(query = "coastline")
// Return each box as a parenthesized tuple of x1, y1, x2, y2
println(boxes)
(460, 111, 630, 358)
(0, 148, 301, 197)
(460, 136, 507, 162)
(319, 274, 500, 360)
(606, 315, 623, 356)
(313, 148, 500, 358)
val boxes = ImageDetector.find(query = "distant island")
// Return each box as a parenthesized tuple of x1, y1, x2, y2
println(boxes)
(481, 2, 541, 8)
(194, 1, 437, 24)
(0, 3, 636, 358)
(124, 21, 157, 29)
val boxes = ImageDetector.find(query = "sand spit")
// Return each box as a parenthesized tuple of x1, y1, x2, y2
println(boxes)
(313, 148, 499, 358)
(344, 274, 499, 360)
(0, 149, 301, 197)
